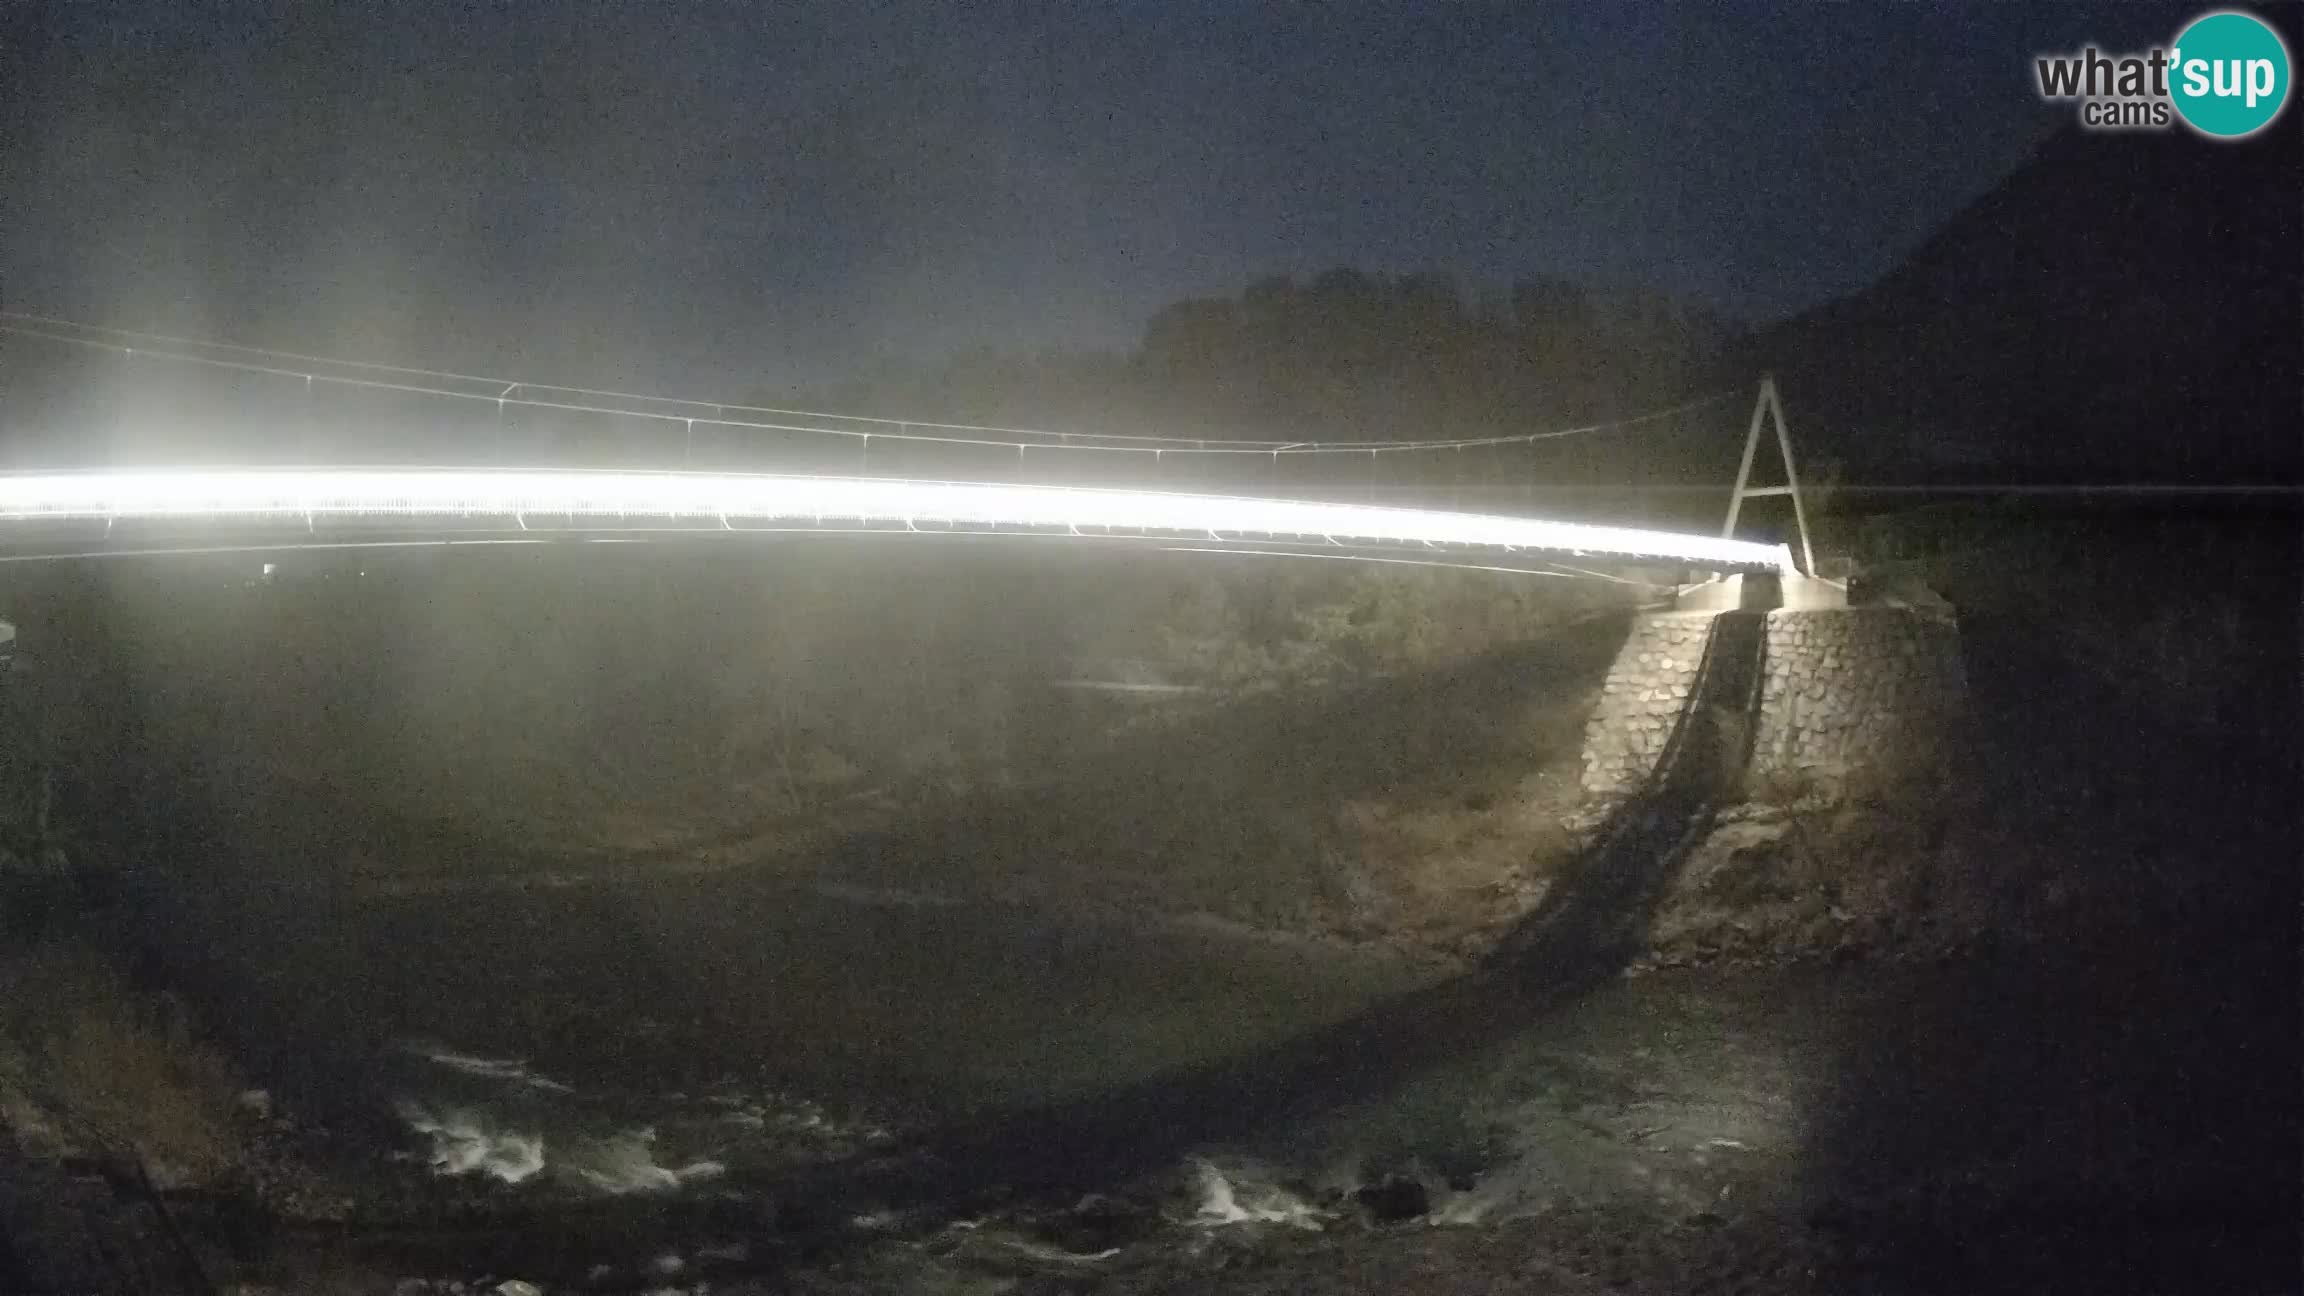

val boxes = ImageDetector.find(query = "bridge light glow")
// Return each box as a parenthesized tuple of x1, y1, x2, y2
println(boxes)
(0, 470, 1793, 571)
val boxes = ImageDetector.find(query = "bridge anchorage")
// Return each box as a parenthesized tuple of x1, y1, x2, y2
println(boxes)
(1575, 376, 1966, 838)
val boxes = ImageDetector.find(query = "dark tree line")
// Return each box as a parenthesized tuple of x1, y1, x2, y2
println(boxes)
(776, 269, 1735, 451)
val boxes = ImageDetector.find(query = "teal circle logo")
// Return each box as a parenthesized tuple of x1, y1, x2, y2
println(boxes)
(2169, 11, 2291, 137)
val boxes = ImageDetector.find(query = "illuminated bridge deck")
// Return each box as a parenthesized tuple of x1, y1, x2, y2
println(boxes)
(0, 469, 1794, 572)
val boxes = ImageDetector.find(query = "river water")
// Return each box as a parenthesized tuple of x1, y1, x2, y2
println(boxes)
(95, 770, 2297, 1294)
(116, 774, 2294, 1296)
(138, 860, 1986, 1291)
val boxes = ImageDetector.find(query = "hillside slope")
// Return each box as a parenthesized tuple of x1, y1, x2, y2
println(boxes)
(1743, 119, 2300, 484)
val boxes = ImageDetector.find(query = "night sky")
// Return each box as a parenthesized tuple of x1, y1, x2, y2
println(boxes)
(4, 1, 2194, 391)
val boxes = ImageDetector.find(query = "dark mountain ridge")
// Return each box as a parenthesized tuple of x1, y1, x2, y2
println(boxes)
(1743, 117, 2301, 486)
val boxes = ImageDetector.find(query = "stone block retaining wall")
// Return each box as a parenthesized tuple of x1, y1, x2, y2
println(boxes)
(1581, 607, 1965, 801)
(1748, 607, 1966, 791)
(1580, 614, 1715, 797)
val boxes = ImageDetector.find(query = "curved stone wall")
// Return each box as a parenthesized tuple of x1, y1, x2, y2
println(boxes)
(1581, 607, 1966, 801)
(1580, 614, 1715, 797)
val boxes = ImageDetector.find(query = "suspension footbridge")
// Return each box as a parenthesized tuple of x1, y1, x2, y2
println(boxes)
(0, 315, 1799, 575)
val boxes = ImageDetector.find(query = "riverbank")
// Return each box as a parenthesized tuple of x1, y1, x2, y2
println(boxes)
(14, 927, 2282, 1296)
(5, 795, 2294, 1296)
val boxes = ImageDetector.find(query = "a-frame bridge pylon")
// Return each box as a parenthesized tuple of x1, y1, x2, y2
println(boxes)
(1721, 374, 1815, 577)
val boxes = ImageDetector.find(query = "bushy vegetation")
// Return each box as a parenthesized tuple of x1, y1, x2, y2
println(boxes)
(0, 942, 247, 1185)
(1889, 511, 2277, 739)
(0, 718, 248, 1186)
(781, 269, 1728, 454)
